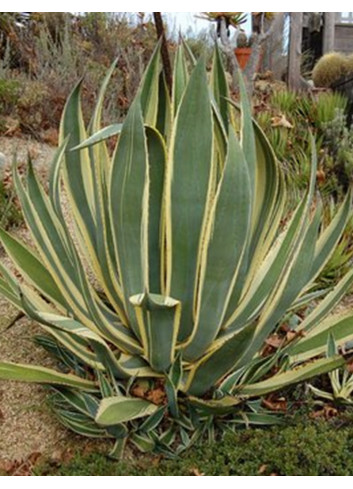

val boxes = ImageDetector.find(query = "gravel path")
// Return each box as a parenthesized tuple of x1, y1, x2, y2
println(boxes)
(0, 136, 55, 171)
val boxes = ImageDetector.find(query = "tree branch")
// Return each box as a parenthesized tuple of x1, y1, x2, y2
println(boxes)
(218, 17, 241, 90)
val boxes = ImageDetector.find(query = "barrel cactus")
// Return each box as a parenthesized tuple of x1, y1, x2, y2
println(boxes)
(312, 52, 348, 88)
(1, 44, 353, 457)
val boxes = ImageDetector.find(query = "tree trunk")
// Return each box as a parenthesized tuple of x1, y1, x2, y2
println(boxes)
(218, 16, 241, 91)
(266, 12, 285, 79)
(153, 12, 172, 96)
(323, 12, 335, 53)
(288, 12, 303, 91)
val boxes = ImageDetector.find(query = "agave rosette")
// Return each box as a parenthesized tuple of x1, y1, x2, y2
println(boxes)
(0, 44, 353, 456)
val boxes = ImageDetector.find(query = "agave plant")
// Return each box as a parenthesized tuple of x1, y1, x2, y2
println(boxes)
(1, 44, 353, 457)
(309, 334, 353, 406)
(315, 201, 353, 288)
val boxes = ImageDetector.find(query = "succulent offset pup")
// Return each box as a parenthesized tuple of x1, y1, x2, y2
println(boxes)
(1, 43, 353, 457)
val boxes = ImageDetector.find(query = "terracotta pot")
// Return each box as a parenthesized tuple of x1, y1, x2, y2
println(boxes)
(234, 47, 252, 70)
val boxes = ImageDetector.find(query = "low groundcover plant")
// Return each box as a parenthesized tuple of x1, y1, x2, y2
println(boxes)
(1, 44, 353, 457)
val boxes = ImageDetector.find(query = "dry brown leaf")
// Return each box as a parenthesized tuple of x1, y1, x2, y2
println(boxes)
(27, 451, 42, 465)
(60, 448, 75, 464)
(316, 169, 326, 183)
(271, 114, 293, 129)
(0, 452, 43, 476)
(3, 117, 20, 136)
(146, 387, 167, 405)
(265, 334, 283, 349)
(262, 395, 287, 412)
(0, 459, 15, 474)
(132, 380, 167, 405)
(190, 467, 205, 476)
(285, 331, 298, 342)
(310, 405, 338, 420)
(41, 128, 59, 146)
(131, 385, 147, 399)
(279, 323, 290, 333)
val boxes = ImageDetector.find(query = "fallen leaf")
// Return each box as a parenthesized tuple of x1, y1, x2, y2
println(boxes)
(280, 323, 290, 333)
(132, 380, 167, 405)
(262, 394, 287, 412)
(51, 449, 63, 463)
(316, 169, 326, 183)
(131, 385, 147, 399)
(3, 117, 20, 136)
(285, 330, 306, 345)
(271, 114, 293, 129)
(151, 455, 163, 467)
(60, 448, 75, 464)
(146, 387, 167, 405)
(285, 331, 298, 342)
(310, 405, 338, 419)
(190, 467, 205, 476)
(0, 459, 15, 474)
(265, 334, 283, 349)
(41, 128, 59, 146)
(28, 452, 42, 465)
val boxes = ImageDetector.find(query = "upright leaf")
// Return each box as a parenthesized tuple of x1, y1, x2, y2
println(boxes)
(165, 59, 213, 341)
(110, 99, 149, 337)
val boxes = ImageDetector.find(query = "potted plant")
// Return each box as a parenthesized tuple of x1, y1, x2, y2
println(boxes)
(234, 32, 253, 70)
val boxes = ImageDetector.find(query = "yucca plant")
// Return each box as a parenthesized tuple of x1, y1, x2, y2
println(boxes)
(1, 44, 353, 457)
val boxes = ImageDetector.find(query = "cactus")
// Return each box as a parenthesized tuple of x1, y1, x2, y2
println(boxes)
(236, 32, 249, 48)
(312, 52, 348, 88)
(345, 53, 353, 74)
